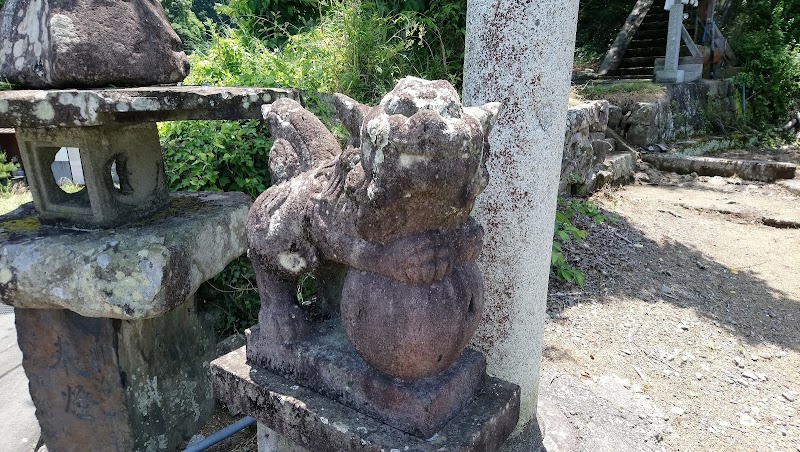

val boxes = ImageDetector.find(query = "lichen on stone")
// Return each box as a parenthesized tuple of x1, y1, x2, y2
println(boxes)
(0, 216, 42, 231)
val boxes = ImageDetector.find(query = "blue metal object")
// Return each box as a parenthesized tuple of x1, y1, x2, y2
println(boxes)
(183, 416, 257, 452)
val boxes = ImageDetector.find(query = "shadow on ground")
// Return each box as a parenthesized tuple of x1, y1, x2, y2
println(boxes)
(548, 208, 800, 352)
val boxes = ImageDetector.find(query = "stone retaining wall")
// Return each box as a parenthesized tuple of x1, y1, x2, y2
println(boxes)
(607, 80, 737, 147)
(561, 100, 611, 194)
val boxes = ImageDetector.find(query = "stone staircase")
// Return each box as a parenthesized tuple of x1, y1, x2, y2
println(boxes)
(604, 9, 696, 80)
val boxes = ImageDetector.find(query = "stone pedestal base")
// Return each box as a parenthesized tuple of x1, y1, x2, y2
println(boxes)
(655, 58, 703, 84)
(246, 321, 487, 438)
(212, 347, 520, 452)
(15, 298, 215, 452)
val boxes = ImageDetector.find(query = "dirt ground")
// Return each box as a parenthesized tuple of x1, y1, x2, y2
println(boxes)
(544, 146, 800, 451)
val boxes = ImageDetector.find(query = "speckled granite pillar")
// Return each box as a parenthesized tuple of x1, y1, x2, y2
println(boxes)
(463, 0, 580, 437)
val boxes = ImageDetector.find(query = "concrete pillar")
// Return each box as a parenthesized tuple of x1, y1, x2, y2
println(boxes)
(462, 0, 579, 438)
(661, 0, 686, 82)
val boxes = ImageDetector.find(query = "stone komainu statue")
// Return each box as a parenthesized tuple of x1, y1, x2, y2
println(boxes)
(247, 77, 500, 379)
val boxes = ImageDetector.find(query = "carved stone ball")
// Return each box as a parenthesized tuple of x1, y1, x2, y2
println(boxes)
(340, 263, 484, 380)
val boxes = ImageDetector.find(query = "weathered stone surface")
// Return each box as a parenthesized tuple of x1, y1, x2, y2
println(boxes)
(246, 321, 487, 438)
(18, 123, 170, 228)
(0, 0, 189, 88)
(624, 99, 673, 146)
(0, 86, 299, 128)
(586, 152, 637, 192)
(246, 77, 498, 380)
(560, 100, 611, 195)
(341, 263, 484, 379)
(641, 154, 797, 182)
(668, 80, 737, 136)
(16, 297, 216, 452)
(0, 191, 250, 318)
(212, 347, 521, 451)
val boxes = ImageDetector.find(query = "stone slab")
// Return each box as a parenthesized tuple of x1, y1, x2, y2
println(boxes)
(778, 178, 800, 196)
(212, 347, 521, 452)
(0, 191, 250, 318)
(0, 86, 299, 128)
(641, 153, 797, 182)
(16, 297, 216, 452)
(246, 321, 487, 438)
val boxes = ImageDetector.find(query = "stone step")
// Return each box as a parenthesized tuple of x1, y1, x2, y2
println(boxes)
(613, 67, 655, 76)
(637, 20, 669, 31)
(641, 153, 797, 182)
(588, 152, 637, 191)
(628, 38, 667, 49)
(642, 12, 670, 23)
(618, 56, 658, 68)
(625, 46, 667, 57)
(634, 28, 668, 40)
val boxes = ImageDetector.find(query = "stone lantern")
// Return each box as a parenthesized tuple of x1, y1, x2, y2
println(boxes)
(0, 0, 297, 449)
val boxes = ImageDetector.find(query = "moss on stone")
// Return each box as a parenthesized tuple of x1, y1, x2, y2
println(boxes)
(0, 216, 42, 231)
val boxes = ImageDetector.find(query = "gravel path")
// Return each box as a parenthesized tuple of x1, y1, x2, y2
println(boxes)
(543, 153, 800, 451)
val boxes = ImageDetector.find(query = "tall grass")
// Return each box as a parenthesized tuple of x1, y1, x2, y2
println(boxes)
(0, 183, 31, 215)
(186, 0, 448, 104)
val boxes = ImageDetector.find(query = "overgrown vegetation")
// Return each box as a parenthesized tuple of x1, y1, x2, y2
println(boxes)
(160, 0, 470, 335)
(161, 0, 207, 52)
(552, 197, 614, 287)
(0, 152, 16, 183)
(0, 152, 27, 216)
(726, 0, 800, 127)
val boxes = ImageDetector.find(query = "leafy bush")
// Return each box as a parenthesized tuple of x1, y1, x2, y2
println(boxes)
(160, 119, 272, 334)
(728, 0, 800, 126)
(217, 0, 322, 44)
(0, 151, 17, 185)
(160, 119, 272, 198)
(190, 0, 461, 103)
(161, 0, 207, 52)
(551, 197, 613, 287)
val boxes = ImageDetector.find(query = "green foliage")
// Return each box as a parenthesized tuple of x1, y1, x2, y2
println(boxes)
(217, 0, 321, 44)
(729, 0, 800, 126)
(160, 119, 273, 335)
(0, 152, 17, 185)
(161, 0, 207, 52)
(198, 256, 261, 334)
(186, 22, 347, 93)
(193, 0, 225, 24)
(551, 198, 613, 287)
(160, 119, 272, 198)
(191, 0, 464, 103)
